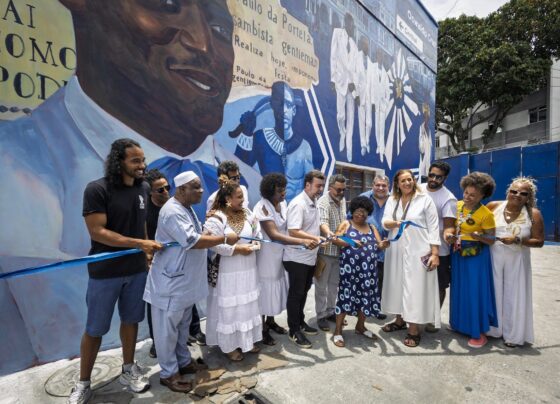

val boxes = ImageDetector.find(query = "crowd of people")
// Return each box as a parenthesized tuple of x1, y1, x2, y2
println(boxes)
(68, 138, 545, 403)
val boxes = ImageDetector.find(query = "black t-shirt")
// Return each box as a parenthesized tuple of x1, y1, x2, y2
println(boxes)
(82, 177, 149, 279)
(146, 197, 161, 240)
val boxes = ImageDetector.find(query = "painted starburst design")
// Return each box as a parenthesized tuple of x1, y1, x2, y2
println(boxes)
(384, 48, 419, 168)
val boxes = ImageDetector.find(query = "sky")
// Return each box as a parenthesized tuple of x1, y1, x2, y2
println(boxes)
(421, 0, 510, 21)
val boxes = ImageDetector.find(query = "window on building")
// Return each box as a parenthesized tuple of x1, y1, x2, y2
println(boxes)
(334, 163, 379, 209)
(529, 106, 547, 124)
(435, 136, 440, 148)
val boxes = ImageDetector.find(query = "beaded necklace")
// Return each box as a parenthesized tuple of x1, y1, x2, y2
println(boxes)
(226, 209, 247, 235)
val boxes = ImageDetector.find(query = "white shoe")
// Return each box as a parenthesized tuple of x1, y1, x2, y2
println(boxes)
(119, 365, 150, 393)
(131, 361, 149, 376)
(67, 384, 92, 404)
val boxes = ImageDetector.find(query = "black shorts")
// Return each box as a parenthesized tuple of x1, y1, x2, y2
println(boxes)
(437, 255, 452, 291)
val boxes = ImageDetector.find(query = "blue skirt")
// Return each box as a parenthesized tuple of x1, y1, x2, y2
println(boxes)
(450, 245, 498, 339)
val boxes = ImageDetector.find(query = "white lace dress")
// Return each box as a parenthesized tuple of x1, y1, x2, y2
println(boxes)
(204, 210, 263, 353)
(253, 198, 289, 316)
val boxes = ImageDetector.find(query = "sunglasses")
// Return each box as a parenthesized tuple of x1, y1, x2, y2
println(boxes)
(155, 185, 171, 194)
(428, 173, 445, 180)
(509, 189, 529, 197)
(228, 175, 241, 181)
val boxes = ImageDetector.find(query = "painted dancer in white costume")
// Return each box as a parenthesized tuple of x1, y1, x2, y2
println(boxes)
(356, 37, 375, 157)
(331, 13, 359, 162)
(372, 54, 391, 163)
(486, 177, 544, 347)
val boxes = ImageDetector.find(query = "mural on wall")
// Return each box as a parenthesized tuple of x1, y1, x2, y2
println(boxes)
(0, 0, 437, 374)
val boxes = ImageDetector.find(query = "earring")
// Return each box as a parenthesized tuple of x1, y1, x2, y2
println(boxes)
(226, 201, 232, 208)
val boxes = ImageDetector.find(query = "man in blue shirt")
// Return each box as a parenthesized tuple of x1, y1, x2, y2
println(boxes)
(360, 175, 390, 320)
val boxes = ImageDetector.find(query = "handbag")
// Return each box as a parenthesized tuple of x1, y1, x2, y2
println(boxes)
(460, 240, 482, 257)
(207, 254, 221, 287)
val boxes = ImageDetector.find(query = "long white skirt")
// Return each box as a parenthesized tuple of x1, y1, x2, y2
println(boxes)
(256, 243, 288, 316)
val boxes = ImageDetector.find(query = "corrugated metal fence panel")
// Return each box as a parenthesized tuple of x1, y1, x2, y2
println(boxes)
(521, 143, 559, 240)
(444, 153, 469, 200)
(490, 147, 522, 200)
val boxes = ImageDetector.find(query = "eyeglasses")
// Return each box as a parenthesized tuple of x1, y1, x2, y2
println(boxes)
(332, 187, 346, 194)
(155, 185, 171, 194)
(428, 173, 445, 180)
(228, 175, 241, 181)
(509, 189, 529, 197)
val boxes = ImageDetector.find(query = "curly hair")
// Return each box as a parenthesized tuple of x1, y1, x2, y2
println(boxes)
(260, 173, 287, 200)
(460, 171, 496, 199)
(145, 168, 166, 187)
(210, 174, 241, 211)
(349, 196, 374, 216)
(104, 138, 142, 188)
(391, 169, 420, 199)
(507, 176, 538, 221)
(217, 160, 240, 176)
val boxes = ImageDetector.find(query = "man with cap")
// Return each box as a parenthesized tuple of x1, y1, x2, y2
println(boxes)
(143, 171, 239, 393)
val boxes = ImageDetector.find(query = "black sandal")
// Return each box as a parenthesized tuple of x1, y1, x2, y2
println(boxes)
(267, 320, 287, 335)
(404, 333, 421, 348)
(504, 341, 518, 348)
(262, 330, 276, 346)
(382, 321, 407, 333)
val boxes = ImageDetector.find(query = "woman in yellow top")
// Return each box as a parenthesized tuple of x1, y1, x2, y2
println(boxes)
(444, 172, 498, 349)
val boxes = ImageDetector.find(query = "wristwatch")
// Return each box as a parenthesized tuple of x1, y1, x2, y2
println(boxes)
(515, 236, 521, 245)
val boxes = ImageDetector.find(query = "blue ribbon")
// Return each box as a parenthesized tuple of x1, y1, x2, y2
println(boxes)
(240, 236, 308, 250)
(0, 242, 180, 281)
(388, 221, 427, 242)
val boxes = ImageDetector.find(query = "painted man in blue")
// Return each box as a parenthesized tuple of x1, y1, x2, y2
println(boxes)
(360, 174, 390, 319)
(234, 82, 314, 201)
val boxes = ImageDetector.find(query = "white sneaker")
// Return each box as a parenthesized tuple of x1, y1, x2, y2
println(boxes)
(131, 361, 149, 376)
(67, 384, 92, 404)
(119, 365, 150, 393)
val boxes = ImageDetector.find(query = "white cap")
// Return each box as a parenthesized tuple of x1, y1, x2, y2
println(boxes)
(174, 171, 199, 188)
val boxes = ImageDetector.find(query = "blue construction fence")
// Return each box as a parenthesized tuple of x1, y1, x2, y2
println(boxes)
(442, 141, 560, 241)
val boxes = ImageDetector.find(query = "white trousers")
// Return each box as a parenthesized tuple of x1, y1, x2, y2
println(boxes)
(314, 255, 340, 320)
(336, 90, 355, 161)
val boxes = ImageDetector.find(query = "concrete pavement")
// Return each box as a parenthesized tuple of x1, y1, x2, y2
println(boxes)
(1, 246, 559, 404)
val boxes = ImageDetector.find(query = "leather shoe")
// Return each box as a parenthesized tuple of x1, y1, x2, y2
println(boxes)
(317, 317, 330, 331)
(376, 313, 387, 320)
(179, 357, 208, 375)
(160, 373, 192, 393)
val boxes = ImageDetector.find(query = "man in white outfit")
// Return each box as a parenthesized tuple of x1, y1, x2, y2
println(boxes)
(418, 104, 433, 180)
(330, 13, 359, 162)
(356, 37, 375, 156)
(372, 55, 391, 163)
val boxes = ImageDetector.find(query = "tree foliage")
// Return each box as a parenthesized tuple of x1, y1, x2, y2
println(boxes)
(436, 0, 560, 152)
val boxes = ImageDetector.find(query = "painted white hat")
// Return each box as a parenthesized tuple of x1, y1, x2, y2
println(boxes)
(174, 171, 199, 188)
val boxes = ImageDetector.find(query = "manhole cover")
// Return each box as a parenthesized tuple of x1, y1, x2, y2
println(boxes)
(45, 356, 123, 397)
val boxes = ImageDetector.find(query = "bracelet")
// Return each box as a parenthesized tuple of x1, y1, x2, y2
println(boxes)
(224, 235, 228, 245)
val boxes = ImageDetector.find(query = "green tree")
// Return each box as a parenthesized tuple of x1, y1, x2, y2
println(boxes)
(436, 0, 560, 152)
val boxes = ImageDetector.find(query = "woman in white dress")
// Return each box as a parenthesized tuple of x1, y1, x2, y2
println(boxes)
(486, 177, 544, 347)
(381, 169, 441, 348)
(254, 173, 317, 345)
(204, 175, 262, 361)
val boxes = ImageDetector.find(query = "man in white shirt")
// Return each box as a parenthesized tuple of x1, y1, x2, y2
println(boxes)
(283, 170, 325, 348)
(420, 161, 457, 332)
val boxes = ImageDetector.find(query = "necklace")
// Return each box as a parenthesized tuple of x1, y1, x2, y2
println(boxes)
(458, 203, 481, 228)
(504, 206, 522, 222)
(226, 209, 246, 235)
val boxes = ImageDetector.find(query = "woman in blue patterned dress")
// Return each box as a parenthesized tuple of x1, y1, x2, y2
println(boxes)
(331, 196, 389, 347)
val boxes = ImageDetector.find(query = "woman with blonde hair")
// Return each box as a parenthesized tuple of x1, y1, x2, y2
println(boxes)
(486, 177, 544, 347)
(381, 169, 441, 348)
(204, 175, 262, 361)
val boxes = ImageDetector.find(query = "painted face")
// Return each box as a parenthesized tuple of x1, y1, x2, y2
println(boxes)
(306, 177, 326, 200)
(463, 186, 484, 207)
(150, 177, 171, 205)
(80, 0, 234, 151)
(507, 183, 530, 205)
(372, 179, 389, 199)
(329, 181, 346, 201)
(397, 172, 415, 196)
(226, 186, 244, 211)
(427, 167, 446, 190)
(121, 146, 146, 182)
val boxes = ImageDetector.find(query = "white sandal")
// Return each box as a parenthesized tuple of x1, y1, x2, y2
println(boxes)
(333, 334, 345, 347)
